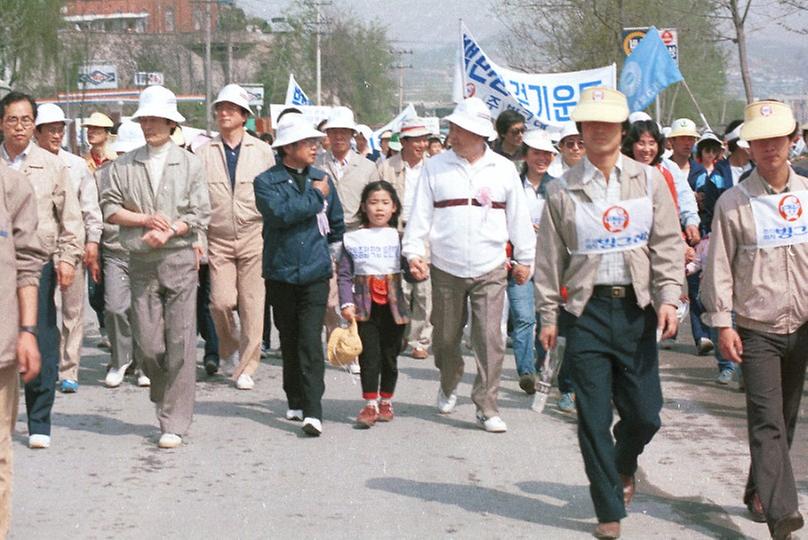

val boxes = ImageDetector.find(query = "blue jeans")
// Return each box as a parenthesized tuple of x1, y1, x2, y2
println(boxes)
(507, 276, 536, 376)
(24, 261, 59, 436)
(688, 272, 733, 372)
(197, 264, 219, 359)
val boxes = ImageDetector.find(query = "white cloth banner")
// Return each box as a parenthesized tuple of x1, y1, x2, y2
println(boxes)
(284, 74, 313, 106)
(269, 104, 331, 129)
(456, 22, 617, 128)
(369, 104, 417, 152)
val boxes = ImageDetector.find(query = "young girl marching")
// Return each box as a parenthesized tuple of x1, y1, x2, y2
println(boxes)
(338, 181, 410, 428)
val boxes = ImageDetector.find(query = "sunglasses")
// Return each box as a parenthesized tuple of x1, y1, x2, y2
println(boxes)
(563, 139, 584, 149)
(508, 126, 526, 136)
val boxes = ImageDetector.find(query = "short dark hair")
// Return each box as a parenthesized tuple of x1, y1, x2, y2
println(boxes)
(357, 180, 402, 228)
(495, 109, 525, 138)
(259, 132, 274, 145)
(277, 107, 302, 123)
(0, 91, 37, 120)
(621, 120, 665, 165)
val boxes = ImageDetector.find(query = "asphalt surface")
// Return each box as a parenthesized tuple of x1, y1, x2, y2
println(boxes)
(11, 323, 807, 539)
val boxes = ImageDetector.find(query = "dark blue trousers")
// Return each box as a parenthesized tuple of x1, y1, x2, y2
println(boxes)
(25, 261, 60, 436)
(564, 294, 662, 523)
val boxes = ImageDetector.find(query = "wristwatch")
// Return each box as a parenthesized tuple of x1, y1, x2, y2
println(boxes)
(170, 223, 181, 236)
(19, 325, 37, 336)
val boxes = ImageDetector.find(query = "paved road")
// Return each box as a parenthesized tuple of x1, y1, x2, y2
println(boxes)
(11, 325, 807, 539)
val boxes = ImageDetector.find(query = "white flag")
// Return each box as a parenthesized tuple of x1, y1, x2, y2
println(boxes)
(285, 74, 313, 106)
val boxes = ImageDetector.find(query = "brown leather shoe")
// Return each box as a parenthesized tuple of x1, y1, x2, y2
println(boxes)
(593, 521, 620, 539)
(377, 401, 394, 422)
(355, 405, 378, 428)
(411, 347, 428, 359)
(773, 511, 804, 540)
(620, 474, 636, 507)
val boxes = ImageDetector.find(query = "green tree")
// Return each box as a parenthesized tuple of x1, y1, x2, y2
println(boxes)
(0, 0, 63, 86)
(256, 1, 395, 124)
(497, 0, 734, 129)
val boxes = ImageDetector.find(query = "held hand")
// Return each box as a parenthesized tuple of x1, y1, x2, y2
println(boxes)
(17, 332, 41, 384)
(141, 229, 173, 249)
(193, 245, 204, 271)
(539, 325, 558, 352)
(684, 245, 697, 264)
(312, 179, 330, 197)
(685, 225, 701, 245)
(718, 327, 743, 363)
(512, 263, 531, 285)
(57, 261, 76, 290)
(657, 304, 678, 341)
(143, 213, 171, 232)
(341, 305, 356, 322)
(84, 242, 101, 283)
(409, 257, 429, 281)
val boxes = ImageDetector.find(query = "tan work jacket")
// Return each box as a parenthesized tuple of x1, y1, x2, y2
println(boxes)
(94, 162, 125, 255)
(19, 145, 84, 266)
(317, 150, 380, 231)
(0, 164, 48, 368)
(196, 132, 274, 246)
(101, 142, 211, 254)
(701, 168, 808, 334)
(534, 156, 684, 326)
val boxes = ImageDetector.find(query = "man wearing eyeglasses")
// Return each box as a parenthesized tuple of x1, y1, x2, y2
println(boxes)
(0, 92, 84, 450)
(548, 123, 586, 178)
(493, 110, 526, 166)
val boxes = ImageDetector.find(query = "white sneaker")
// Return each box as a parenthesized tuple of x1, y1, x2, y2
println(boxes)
(235, 373, 254, 390)
(137, 373, 151, 387)
(223, 352, 240, 376)
(104, 361, 132, 388)
(476, 413, 507, 433)
(158, 433, 182, 448)
(348, 361, 361, 375)
(28, 434, 51, 449)
(286, 409, 304, 421)
(302, 417, 322, 436)
(437, 388, 457, 414)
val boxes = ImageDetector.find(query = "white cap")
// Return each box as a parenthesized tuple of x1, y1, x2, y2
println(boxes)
(132, 86, 185, 124)
(558, 123, 580, 142)
(355, 124, 372, 140)
(444, 97, 497, 140)
(668, 118, 699, 139)
(400, 118, 432, 139)
(523, 129, 557, 154)
(35, 103, 69, 127)
(725, 123, 750, 149)
(324, 106, 356, 131)
(628, 111, 652, 124)
(213, 84, 254, 115)
(272, 115, 326, 148)
(697, 131, 722, 147)
(110, 120, 146, 153)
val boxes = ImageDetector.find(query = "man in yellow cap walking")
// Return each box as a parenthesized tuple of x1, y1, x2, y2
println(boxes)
(535, 87, 683, 539)
(83, 112, 117, 174)
(701, 100, 806, 540)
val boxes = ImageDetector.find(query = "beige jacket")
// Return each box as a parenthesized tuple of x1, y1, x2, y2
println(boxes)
(94, 162, 125, 255)
(196, 132, 274, 245)
(376, 153, 407, 204)
(0, 165, 48, 368)
(19, 145, 84, 265)
(701, 168, 808, 334)
(534, 156, 684, 326)
(101, 142, 211, 254)
(317, 150, 380, 231)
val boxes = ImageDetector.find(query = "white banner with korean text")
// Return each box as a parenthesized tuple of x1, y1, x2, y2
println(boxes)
(456, 21, 616, 128)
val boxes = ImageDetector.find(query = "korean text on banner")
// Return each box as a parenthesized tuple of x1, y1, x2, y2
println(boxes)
(285, 74, 313, 106)
(457, 21, 616, 128)
(619, 26, 683, 113)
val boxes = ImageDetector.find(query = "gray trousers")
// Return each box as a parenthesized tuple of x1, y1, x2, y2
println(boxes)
(430, 264, 507, 418)
(738, 324, 808, 532)
(130, 248, 198, 435)
(104, 255, 133, 370)
(402, 277, 433, 350)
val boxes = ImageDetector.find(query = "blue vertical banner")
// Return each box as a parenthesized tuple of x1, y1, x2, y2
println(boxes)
(284, 74, 313, 106)
(619, 26, 683, 112)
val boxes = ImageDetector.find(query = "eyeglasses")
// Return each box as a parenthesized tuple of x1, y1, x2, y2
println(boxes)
(563, 139, 584, 149)
(3, 116, 34, 128)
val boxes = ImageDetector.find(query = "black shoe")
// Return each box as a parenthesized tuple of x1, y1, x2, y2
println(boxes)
(744, 492, 767, 523)
(204, 354, 220, 376)
(518, 373, 537, 395)
(773, 511, 804, 540)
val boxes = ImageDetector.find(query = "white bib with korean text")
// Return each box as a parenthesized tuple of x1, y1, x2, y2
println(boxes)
(571, 180, 654, 255)
(343, 227, 401, 276)
(524, 185, 546, 226)
(743, 187, 808, 248)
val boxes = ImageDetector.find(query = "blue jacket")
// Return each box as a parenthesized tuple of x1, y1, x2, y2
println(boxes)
(255, 164, 345, 285)
(688, 158, 732, 235)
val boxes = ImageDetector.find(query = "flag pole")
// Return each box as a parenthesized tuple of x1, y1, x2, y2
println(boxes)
(680, 79, 711, 131)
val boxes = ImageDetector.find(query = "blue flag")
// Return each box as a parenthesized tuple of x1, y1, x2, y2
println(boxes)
(619, 26, 683, 112)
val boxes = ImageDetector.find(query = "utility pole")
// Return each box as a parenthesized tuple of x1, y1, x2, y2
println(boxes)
(205, 1, 212, 135)
(391, 49, 413, 113)
(307, 1, 331, 105)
